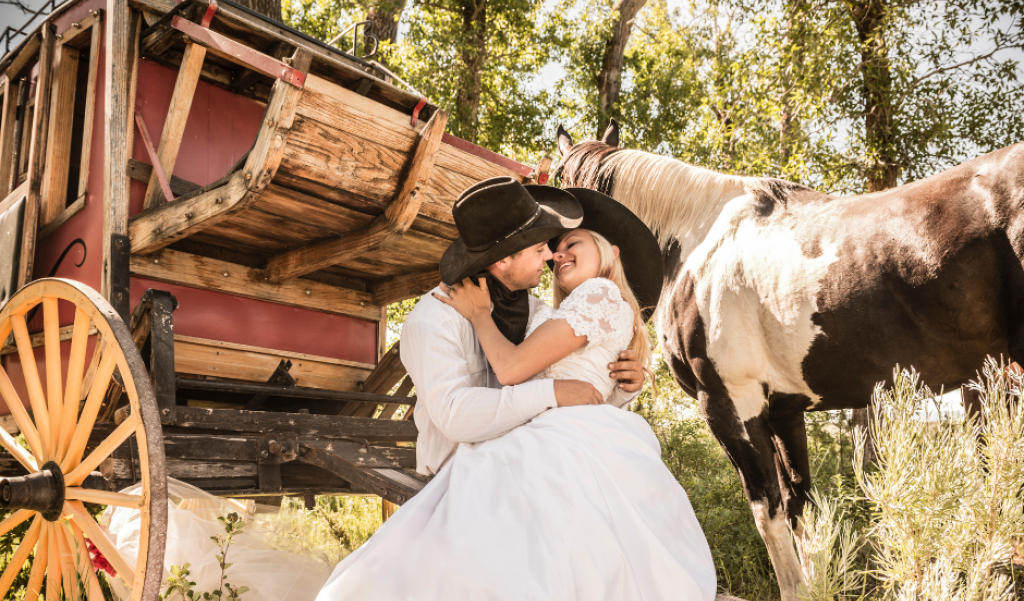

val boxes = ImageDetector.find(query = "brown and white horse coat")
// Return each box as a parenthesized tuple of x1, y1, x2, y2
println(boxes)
(557, 124, 1024, 599)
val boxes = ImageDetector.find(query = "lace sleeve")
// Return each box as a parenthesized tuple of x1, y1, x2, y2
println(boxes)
(551, 278, 634, 347)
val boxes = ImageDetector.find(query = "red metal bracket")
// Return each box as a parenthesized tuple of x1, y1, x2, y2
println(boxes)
(410, 97, 427, 126)
(171, 16, 306, 88)
(135, 114, 176, 204)
(441, 133, 533, 178)
(200, 0, 218, 27)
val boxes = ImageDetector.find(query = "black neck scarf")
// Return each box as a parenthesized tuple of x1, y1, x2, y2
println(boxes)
(476, 271, 530, 344)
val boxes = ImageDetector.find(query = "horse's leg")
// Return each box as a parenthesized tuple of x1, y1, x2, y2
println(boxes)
(700, 383, 806, 601)
(767, 399, 813, 572)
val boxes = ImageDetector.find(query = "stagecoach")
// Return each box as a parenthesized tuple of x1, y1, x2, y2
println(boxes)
(0, 0, 553, 597)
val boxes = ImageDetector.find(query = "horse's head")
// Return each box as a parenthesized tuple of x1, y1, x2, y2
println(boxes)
(554, 120, 623, 192)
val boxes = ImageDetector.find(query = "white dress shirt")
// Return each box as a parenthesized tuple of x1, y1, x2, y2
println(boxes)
(401, 286, 638, 476)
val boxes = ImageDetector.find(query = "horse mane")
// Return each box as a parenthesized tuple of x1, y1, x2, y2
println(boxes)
(555, 141, 625, 191)
(589, 149, 750, 248)
(743, 178, 814, 207)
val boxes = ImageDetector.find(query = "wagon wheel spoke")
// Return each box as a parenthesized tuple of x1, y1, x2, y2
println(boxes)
(11, 312, 53, 459)
(0, 321, 46, 463)
(61, 349, 116, 473)
(0, 514, 42, 597)
(23, 521, 47, 601)
(68, 500, 136, 588)
(66, 416, 137, 487)
(42, 299, 64, 459)
(0, 507, 33, 536)
(0, 425, 37, 472)
(57, 308, 91, 460)
(68, 519, 108, 601)
(0, 280, 165, 601)
(54, 522, 79, 600)
(66, 486, 143, 508)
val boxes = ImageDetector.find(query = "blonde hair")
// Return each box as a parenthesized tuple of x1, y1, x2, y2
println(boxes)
(552, 230, 653, 374)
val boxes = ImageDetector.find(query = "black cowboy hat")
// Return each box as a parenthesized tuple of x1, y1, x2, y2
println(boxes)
(441, 177, 583, 284)
(548, 188, 663, 322)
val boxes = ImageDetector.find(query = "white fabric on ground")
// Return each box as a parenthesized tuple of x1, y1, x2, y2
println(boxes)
(103, 478, 331, 601)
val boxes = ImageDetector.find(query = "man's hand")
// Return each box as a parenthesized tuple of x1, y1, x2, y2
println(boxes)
(554, 379, 603, 407)
(609, 349, 645, 393)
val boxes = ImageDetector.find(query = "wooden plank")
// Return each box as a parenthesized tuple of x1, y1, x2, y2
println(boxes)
(126, 158, 201, 196)
(41, 44, 80, 225)
(241, 48, 312, 192)
(264, 109, 448, 282)
(277, 115, 493, 230)
(362, 341, 405, 394)
(174, 335, 373, 392)
(76, 16, 102, 201)
(103, 0, 132, 300)
(0, 33, 41, 82)
(128, 172, 249, 254)
(38, 193, 86, 240)
(371, 268, 440, 305)
(20, 25, 56, 291)
(0, 79, 18, 196)
(129, 50, 313, 254)
(130, 247, 382, 320)
(142, 42, 207, 209)
(172, 406, 419, 442)
(299, 443, 425, 504)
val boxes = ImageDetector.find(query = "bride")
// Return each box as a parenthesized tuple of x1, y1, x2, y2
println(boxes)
(316, 187, 716, 600)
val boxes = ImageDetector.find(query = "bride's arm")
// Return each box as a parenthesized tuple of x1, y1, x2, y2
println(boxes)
(435, 278, 587, 385)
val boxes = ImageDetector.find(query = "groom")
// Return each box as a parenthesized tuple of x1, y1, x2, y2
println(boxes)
(401, 177, 646, 476)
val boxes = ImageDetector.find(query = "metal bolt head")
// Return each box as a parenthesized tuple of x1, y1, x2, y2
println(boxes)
(245, 173, 252, 181)
(305, 289, 312, 296)
(360, 300, 367, 307)
(223, 272, 230, 277)
(185, 212, 194, 219)
(260, 450, 268, 459)
(161, 408, 170, 416)
(154, 258, 160, 264)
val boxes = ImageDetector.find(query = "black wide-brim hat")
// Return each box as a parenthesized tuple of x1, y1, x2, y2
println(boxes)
(548, 188, 663, 322)
(441, 177, 583, 285)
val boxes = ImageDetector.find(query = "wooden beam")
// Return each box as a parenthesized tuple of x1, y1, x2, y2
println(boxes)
(142, 42, 207, 209)
(129, 171, 248, 253)
(20, 25, 56, 290)
(38, 193, 86, 240)
(362, 341, 405, 395)
(103, 0, 132, 300)
(172, 406, 418, 442)
(76, 16, 103, 201)
(174, 335, 374, 392)
(371, 268, 440, 305)
(0, 33, 41, 82)
(241, 48, 312, 192)
(130, 247, 383, 320)
(0, 79, 18, 197)
(41, 44, 80, 225)
(129, 49, 313, 254)
(126, 158, 200, 196)
(263, 109, 449, 283)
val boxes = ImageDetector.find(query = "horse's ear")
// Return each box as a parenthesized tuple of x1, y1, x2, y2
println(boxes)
(556, 125, 575, 156)
(601, 118, 620, 147)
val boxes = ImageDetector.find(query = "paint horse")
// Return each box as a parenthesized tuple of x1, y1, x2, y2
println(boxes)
(556, 120, 1024, 600)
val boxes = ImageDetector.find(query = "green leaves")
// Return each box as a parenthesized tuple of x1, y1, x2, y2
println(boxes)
(162, 512, 251, 601)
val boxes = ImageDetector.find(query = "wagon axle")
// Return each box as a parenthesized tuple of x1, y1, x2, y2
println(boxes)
(0, 461, 65, 521)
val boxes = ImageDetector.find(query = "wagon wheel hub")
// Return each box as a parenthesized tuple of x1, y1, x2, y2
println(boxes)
(0, 461, 65, 521)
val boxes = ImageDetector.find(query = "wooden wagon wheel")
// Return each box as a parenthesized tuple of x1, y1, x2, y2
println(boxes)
(0, 278, 167, 601)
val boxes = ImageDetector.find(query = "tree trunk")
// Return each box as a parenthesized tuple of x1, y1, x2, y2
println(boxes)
(849, 0, 899, 191)
(367, 0, 407, 45)
(455, 0, 487, 143)
(780, 0, 808, 163)
(847, 0, 898, 464)
(232, 0, 282, 21)
(596, 0, 647, 126)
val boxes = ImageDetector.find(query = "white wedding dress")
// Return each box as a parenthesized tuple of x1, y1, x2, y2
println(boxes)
(317, 278, 717, 601)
